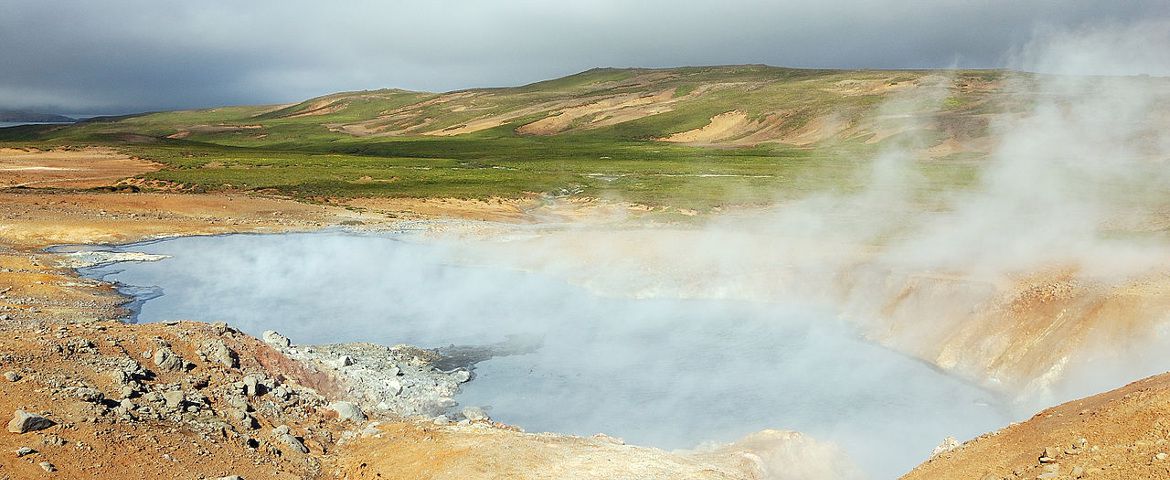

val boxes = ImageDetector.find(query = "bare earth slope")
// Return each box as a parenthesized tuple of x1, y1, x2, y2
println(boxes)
(904, 372, 1170, 480)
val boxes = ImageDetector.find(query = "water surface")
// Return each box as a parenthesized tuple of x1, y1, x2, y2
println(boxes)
(79, 232, 1009, 478)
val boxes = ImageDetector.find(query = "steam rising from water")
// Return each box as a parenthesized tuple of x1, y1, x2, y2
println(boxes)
(75, 21, 1170, 480)
(84, 232, 1005, 480)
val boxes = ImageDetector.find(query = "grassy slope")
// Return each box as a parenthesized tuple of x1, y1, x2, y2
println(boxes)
(0, 66, 1006, 209)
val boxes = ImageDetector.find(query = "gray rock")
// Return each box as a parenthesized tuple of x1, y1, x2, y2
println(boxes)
(229, 410, 258, 429)
(162, 391, 186, 409)
(16, 446, 36, 457)
(75, 387, 104, 403)
(275, 432, 308, 454)
(206, 340, 238, 369)
(243, 375, 262, 397)
(451, 370, 472, 383)
(109, 369, 130, 385)
(152, 347, 185, 371)
(225, 393, 250, 411)
(39, 461, 55, 472)
(210, 321, 234, 335)
(462, 406, 489, 422)
(329, 355, 354, 368)
(7, 410, 55, 433)
(328, 401, 367, 423)
(432, 415, 451, 426)
(3, 371, 20, 382)
(262, 331, 291, 349)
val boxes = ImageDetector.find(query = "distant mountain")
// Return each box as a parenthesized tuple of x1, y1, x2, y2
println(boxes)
(0, 110, 75, 123)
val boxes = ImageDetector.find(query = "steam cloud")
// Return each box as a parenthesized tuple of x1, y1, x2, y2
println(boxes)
(82, 20, 1170, 480)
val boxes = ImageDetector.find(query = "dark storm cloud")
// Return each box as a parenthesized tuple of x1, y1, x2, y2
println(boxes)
(2, 0, 1167, 114)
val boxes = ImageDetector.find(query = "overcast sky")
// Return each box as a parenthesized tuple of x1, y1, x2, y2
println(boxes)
(2, 0, 1168, 115)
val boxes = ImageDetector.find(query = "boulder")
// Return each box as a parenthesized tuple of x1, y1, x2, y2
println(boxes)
(931, 436, 959, 456)
(273, 430, 308, 454)
(262, 331, 291, 349)
(243, 375, 263, 397)
(162, 391, 186, 409)
(3, 371, 20, 382)
(206, 340, 239, 369)
(329, 355, 354, 368)
(153, 347, 186, 371)
(328, 401, 367, 423)
(7, 410, 55, 433)
(462, 406, 490, 422)
(74, 387, 104, 404)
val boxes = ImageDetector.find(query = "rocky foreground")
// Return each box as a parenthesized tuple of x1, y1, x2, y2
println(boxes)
(0, 314, 813, 479)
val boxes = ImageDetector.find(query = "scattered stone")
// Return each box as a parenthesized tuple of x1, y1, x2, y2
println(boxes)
(39, 461, 55, 472)
(386, 379, 402, 396)
(592, 433, 624, 445)
(3, 370, 20, 382)
(16, 446, 36, 457)
(74, 387, 104, 404)
(274, 431, 308, 454)
(229, 410, 258, 429)
(8, 410, 56, 433)
(225, 394, 250, 411)
(432, 415, 451, 426)
(462, 406, 489, 422)
(1071, 466, 1085, 478)
(211, 321, 235, 335)
(1156, 452, 1168, 461)
(215, 477, 244, 480)
(262, 331, 291, 349)
(329, 355, 354, 368)
(206, 340, 238, 369)
(1039, 446, 1059, 463)
(328, 401, 366, 423)
(243, 375, 263, 397)
(152, 347, 185, 371)
(452, 370, 472, 383)
(932, 436, 960, 456)
(162, 391, 186, 409)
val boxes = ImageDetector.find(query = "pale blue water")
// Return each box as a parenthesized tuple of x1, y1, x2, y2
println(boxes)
(76, 232, 1009, 478)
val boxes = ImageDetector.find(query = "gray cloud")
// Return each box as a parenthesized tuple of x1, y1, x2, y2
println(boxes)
(1, 0, 1167, 114)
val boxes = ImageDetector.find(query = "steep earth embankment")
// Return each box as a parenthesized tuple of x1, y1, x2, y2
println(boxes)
(903, 372, 1170, 480)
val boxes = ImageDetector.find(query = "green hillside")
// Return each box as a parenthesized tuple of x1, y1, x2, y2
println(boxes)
(0, 65, 1027, 209)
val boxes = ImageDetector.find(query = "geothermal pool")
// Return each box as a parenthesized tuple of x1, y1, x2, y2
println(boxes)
(77, 231, 1009, 478)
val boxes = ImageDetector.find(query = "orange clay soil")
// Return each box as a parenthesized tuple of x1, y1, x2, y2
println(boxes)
(0, 147, 161, 189)
(903, 372, 1170, 480)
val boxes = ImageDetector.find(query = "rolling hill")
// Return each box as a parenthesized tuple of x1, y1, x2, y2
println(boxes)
(0, 65, 1128, 209)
